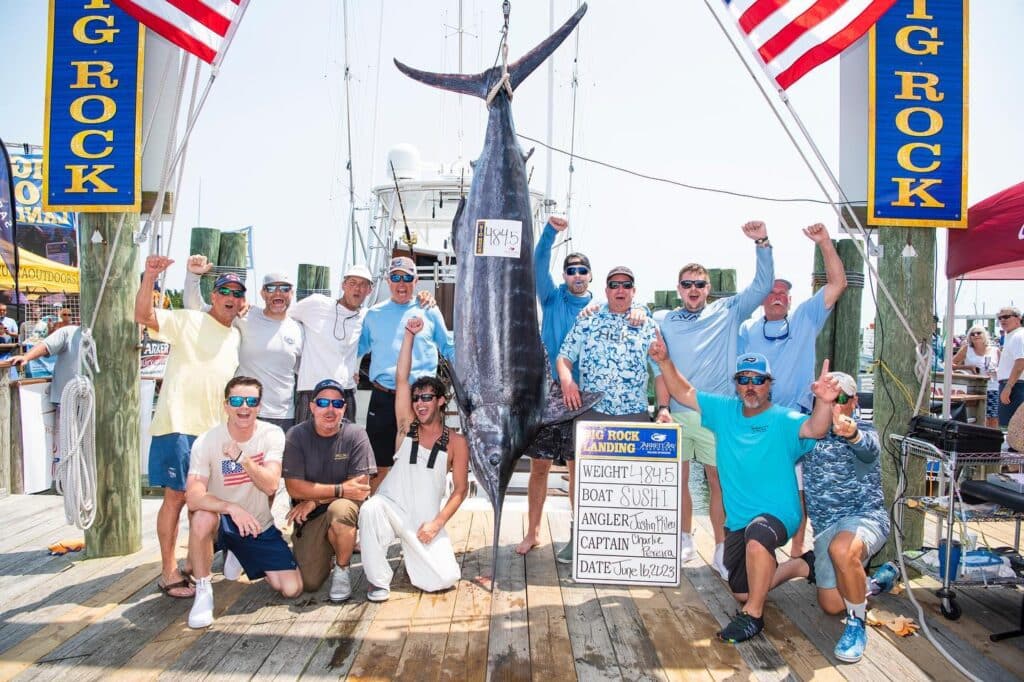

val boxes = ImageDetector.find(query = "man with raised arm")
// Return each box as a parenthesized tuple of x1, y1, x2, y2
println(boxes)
(359, 316, 470, 601)
(184, 255, 303, 431)
(135, 255, 242, 600)
(185, 376, 302, 629)
(651, 336, 838, 644)
(654, 220, 775, 577)
(738, 222, 847, 555)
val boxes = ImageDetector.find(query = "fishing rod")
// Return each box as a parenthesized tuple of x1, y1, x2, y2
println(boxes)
(389, 160, 418, 263)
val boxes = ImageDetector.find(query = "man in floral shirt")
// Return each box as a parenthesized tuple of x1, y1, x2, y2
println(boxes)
(555, 265, 658, 562)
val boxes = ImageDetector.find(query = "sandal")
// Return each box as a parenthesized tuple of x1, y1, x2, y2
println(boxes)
(158, 577, 195, 599)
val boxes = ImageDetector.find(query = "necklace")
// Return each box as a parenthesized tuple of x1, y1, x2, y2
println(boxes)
(333, 302, 361, 341)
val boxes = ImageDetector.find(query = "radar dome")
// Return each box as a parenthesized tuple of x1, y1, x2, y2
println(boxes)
(386, 144, 421, 181)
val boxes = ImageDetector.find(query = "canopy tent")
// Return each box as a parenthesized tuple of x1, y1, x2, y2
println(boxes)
(0, 242, 79, 293)
(938, 181, 1024, 418)
(947, 181, 1024, 280)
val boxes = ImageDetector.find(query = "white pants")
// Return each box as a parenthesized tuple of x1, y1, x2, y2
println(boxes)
(359, 495, 460, 592)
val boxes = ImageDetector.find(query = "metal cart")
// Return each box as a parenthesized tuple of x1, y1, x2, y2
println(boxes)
(891, 434, 1024, 622)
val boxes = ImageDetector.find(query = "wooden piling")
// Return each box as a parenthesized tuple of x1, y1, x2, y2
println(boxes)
(188, 228, 220, 300)
(0, 361, 10, 496)
(875, 227, 933, 561)
(81, 212, 142, 557)
(216, 231, 248, 272)
(833, 239, 865, 376)
(297, 264, 331, 301)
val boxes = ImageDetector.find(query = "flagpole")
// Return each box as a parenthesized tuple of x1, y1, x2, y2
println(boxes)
(702, 0, 924, 376)
(136, 0, 252, 246)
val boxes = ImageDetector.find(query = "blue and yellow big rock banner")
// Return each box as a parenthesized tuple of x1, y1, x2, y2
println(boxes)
(43, 0, 144, 212)
(868, 0, 967, 228)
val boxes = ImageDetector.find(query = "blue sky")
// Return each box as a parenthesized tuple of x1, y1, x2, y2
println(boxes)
(3, 1, 1022, 331)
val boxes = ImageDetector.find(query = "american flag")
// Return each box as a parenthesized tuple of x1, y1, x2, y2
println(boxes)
(723, 0, 899, 89)
(112, 0, 249, 65)
(221, 452, 264, 486)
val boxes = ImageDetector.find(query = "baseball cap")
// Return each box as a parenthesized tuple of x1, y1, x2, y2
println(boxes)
(734, 353, 772, 378)
(774, 278, 793, 291)
(389, 257, 416, 275)
(344, 264, 374, 282)
(262, 272, 293, 287)
(563, 252, 591, 271)
(312, 378, 345, 399)
(830, 371, 858, 397)
(606, 266, 635, 283)
(213, 272, 246, 291)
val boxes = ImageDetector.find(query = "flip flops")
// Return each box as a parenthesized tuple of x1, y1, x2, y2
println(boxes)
(158, 576, 195, 599)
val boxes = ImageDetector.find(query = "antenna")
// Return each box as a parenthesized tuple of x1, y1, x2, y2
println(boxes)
(342, 0, 359, 266)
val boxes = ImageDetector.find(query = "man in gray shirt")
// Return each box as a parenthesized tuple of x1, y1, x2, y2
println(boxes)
(10, 324, 83, 405)
(184, 257, 303, 430)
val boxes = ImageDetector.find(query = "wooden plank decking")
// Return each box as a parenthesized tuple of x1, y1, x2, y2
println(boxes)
(0, 494, 1021, 681)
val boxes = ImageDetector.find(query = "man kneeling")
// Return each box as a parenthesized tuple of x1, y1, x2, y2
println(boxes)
(359, 316, 470, 601)
(185, 377, 302, 629)
(802, 372, 894, 662)
(651, 341, 839, 643)
(283, 379, 376, 601)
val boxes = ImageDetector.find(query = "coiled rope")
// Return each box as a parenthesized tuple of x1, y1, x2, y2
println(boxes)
(56, 330, 100, 529)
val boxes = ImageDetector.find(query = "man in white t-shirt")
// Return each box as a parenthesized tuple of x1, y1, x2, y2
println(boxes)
(185, 376, 302, 629)
(185, 257, 304, 430)
(289, 265, 374, 423)
(997, 306, 1024, 428)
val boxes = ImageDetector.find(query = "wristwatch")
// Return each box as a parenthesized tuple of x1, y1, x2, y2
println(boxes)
(755, 236, 771, 247)
(657, 405, 670, 414)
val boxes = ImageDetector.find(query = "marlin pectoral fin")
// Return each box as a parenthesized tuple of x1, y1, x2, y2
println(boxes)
(522, 147, 535, 164)
(541, 386, 603, 427)
(393, 59, 490, 99)
(508, 4, 588, 91)
(450, 196, 467, 251)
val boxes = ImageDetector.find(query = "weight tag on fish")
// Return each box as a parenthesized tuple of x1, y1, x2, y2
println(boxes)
(474, 219, 522, 258)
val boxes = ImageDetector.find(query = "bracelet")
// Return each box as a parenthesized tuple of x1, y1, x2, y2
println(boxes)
(657, 405, 670, 413)
(754, 236, 770, 246)
(334, 483, 342, 499)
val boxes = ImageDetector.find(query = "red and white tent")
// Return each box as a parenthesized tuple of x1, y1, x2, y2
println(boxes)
(947, 181, 1024, 280)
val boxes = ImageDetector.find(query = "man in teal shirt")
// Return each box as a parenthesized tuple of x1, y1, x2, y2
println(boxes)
(651, 343, 839, 644)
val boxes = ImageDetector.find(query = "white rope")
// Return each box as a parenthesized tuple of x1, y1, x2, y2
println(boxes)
(56, 331, 100, 530)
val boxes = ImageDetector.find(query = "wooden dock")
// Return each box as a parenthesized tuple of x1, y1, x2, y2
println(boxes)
(0, 493, 1022, 681)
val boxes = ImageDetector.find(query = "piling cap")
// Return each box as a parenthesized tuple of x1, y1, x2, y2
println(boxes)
(213, 273, 246, 291)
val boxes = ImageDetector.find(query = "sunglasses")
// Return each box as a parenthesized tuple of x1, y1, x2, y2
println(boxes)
(836, 393, 852, 405)
(263, 284, 292, 293)
(999, 314, 1017, 321)
(314, 398, 346, 409)
(389, 273, 415, 283)
(412, 393, 438, 403)
(215, 286, 246, 298)
(679, 280, 709, 290)
(735, 375, 768, 385)
(227, 396, 260, 408)
(565, 266, 590, 276)
(969, 331, 984, 336)
(607, 281, 634, 290)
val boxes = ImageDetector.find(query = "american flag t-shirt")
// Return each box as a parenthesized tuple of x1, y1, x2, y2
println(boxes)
(221, 452, 265, 486)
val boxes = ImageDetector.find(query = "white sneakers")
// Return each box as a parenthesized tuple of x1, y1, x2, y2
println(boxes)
(367, 585, 391, 602)
(679, 532, 696, 563)
(329, 564, 352, 602)
(223, 551, 243, 581)
(188, 577, 214, 629)
(712, 542, 730, 581)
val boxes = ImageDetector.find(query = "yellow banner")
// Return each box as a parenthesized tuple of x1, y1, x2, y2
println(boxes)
(0, 242, 79, 292)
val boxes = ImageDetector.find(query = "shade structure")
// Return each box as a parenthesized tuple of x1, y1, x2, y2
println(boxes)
(946, 181, 1024, 280)
(0, 242, 79, 293)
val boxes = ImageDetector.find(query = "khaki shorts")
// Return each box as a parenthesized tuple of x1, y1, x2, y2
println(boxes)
(291, 498, 361, 592)
(673, 411, 717, 467)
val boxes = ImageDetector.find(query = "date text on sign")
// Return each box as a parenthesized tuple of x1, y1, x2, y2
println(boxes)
(474, 219, 522, 258)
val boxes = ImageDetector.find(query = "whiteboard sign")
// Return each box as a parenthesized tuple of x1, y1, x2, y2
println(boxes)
(474, 219, 522, 258)
(573, 421, 682, 586)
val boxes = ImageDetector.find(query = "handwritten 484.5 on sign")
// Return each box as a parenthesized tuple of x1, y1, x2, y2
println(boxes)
(474, 219, 522, 258)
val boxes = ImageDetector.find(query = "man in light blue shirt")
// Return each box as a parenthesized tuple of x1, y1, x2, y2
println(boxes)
(653, 220, 774, 577)
(358, 256, 454, 489)
(738, 223, 847, 554)
(651, 346, 838, 644)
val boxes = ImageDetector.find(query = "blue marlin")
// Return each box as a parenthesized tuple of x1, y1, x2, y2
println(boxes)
(395, 4, 592, 570)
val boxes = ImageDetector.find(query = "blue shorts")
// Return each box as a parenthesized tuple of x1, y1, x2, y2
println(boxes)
(986, 389, 999, 419)
(812, 516, 888, 590)
(148, 433, 197, 491)
(216, 515, 297, 580)
(998, 380, 1024, 427)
